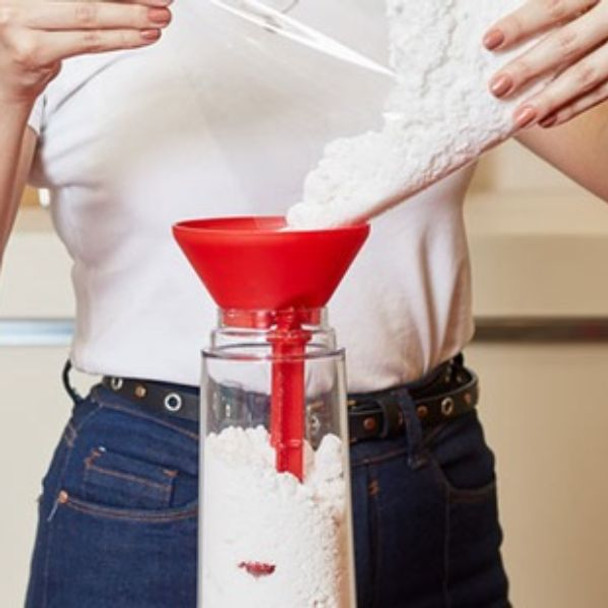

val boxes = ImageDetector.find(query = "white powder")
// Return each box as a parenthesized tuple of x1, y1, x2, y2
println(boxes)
(202, 426, 352, 607)
(287, 0, 544, 229)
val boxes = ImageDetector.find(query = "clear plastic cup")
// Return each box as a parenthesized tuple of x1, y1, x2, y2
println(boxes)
(200, 307, 356, 607)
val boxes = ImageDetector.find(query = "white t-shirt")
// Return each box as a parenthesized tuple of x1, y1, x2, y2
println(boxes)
(28, 0, 475, 392)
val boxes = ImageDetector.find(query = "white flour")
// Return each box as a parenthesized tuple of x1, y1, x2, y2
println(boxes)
(202, 426, 352, 607)
(287, 0, 542, 228)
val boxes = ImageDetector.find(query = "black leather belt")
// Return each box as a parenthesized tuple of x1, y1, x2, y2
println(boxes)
(101, 355, 478, 444)
(347, 358, 478, 443)
(101, 375, 201, 420)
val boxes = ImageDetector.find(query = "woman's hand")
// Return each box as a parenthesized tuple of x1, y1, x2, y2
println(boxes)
(0, 0, 172, 106)
(484, 0, 608, 129)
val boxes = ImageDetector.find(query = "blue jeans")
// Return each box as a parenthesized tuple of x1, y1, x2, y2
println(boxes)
(26, 378, 509, 607)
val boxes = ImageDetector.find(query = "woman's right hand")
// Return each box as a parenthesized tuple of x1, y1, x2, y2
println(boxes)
(0, 0, 172, 106)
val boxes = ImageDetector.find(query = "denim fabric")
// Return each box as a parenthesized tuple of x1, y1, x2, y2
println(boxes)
(350, 390, 510, 608)
(25, 388, 199, 608)
(26, 380, 509, 607)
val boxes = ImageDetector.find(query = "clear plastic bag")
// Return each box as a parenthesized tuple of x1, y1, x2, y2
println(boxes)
(186, 1, 543, 228)
(177, 2, 392, 164)
(209, 0, 395, 78)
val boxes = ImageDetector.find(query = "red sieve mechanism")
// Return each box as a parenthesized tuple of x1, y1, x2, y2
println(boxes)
(173, 216, 369, 481)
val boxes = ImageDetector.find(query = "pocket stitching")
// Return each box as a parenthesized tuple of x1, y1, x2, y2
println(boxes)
(427, 454, 496, 503)
(350, 446, 408, 468)
(82, 448, 176, 510)
(86, 463, 173, 494)
(60, 493, 198, 523)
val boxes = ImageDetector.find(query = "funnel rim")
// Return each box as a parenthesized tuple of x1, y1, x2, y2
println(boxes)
(173, 216, 370, 237)
(173, 214, 371, 313)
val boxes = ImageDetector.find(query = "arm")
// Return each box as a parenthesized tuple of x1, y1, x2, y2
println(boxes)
(516, 103, 608, 203)
(0, 0, 173, 265)
(0, 105, 37, 267)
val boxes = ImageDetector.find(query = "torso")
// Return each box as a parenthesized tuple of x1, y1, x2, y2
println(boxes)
(30, 0, 475, 391)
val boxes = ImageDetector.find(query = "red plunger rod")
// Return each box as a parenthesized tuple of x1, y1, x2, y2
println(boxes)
(269, 311, 311, 482)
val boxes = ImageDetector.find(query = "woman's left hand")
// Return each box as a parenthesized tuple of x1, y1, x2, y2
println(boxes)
(484, 0, 608, 129)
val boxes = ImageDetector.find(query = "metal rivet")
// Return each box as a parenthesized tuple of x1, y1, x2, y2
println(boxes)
(164, 393, 183, 412)
(110, 377, 123, 391)
(464, 392, 472, 405)
(58, 490, 69, 504)
(441, 397, 455, 417)
(417, 405, 429, 419)
(363, 417, 377, 432)
(134, 385, 147, 399)
(347, 399, 357, 408)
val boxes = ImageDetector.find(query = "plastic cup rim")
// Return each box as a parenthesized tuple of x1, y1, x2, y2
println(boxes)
(202, 343, 345, 362)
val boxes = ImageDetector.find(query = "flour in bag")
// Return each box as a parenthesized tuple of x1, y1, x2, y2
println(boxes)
(287, 0, 544, 228)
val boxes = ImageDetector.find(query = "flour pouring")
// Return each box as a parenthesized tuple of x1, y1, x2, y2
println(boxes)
(283, 0, 552, 228)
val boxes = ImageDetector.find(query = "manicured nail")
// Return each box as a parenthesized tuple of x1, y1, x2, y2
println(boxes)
(149, 7, 171, 23)
(540, 114, 558, 128)
(484, 29, 505, 50)
(141, 28, 161, 40)
(514, 105, 538, 129)
(490, 74, 513, 98)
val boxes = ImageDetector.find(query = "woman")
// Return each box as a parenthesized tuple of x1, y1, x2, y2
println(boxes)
(1, 0, 607, 606)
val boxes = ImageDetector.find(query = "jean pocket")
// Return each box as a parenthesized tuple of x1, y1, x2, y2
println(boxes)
(55, 444, 199, 522)
(424, 410, 497, 502)
(82, 447, 177, 510)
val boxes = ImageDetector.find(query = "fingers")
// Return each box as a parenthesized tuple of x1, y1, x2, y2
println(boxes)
(489, 8, 608, 98)
(483, 0, 599, 51)
(513, 41, 608, 128)
(540, 80, 608, 126)
(9, 2, 171, 31)
(121, 0, 173, 7)
(38, 27, 162, 63)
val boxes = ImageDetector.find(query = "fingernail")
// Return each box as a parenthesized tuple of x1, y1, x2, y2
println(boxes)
(484, 29, 505, 51)
(149, 7, 171, 23)
(540, 114, 558, 128)
(490, 74, 513, 98)
(151, 0, 173, 5)
(141, 28, 161, 40)
(514, 106, 538, 129)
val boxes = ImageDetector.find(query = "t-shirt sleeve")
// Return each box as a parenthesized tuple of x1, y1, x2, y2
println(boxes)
(27, 95, 45, 135)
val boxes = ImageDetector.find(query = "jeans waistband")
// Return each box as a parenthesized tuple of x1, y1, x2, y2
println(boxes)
(63, 355, 478, 444)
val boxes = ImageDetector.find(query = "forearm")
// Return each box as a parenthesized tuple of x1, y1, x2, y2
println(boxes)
(0, 0, 171, 266)
(516, 104, 608, 203)
(0, 101, 35, 266)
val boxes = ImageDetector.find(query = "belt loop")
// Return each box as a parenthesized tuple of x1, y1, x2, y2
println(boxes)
(62, 360, 83, 404)
(397, 389, 428, 471)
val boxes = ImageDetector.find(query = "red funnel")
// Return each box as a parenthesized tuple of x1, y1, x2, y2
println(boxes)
(172, 217, 369, 313)
(173, 216, 370, 481)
